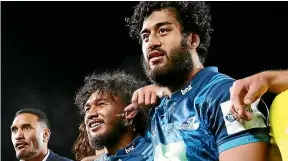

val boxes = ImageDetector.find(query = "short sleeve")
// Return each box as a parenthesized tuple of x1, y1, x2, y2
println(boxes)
(205, 81, 270, 153)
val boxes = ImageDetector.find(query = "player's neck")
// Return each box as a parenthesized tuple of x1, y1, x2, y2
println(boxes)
(105, 128, 138, 155)
(168, 54, 203, 93)
(185, 51, 204, 85)
(186, 66, 203, 85)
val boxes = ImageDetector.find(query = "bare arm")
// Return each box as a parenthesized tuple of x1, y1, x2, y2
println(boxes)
(230, 70, 288, 120)
(124, 85, 171, 117)
(265, 70, 288, 93)
(219, 142, 268, 161)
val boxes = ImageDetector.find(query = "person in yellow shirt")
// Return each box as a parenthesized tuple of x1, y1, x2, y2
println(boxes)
(270, 90, 288, 161)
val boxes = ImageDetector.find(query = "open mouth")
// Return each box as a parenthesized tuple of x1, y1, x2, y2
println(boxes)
(15, 142, 28, 149)
(88, 119, 104, 131)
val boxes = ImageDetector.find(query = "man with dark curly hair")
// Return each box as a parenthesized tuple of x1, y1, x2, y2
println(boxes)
(125, 1, 270, 161)
(74, 70, 153, 161)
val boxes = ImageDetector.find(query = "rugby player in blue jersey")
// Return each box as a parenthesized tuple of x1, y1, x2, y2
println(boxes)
(125, 2, 270, 161)
(74, 71, 153, 161)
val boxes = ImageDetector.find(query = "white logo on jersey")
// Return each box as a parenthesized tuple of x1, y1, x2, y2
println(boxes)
(180, 116, 200, 130)
(181, 85, 192, 95)
(220, 98, 267, 135)
(125, 145, 135, 154)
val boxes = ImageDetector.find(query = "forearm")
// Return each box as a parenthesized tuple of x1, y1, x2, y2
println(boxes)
(219, 142, 268, 161)
(264, 70, 288, 94)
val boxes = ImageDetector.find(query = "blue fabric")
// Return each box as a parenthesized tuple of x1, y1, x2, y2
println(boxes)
(147, 66, 270, 161)
(47, 150, 74, 161)
(95, 136, 153, 161)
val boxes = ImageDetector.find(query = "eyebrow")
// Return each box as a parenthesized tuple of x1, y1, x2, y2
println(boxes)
(140, 21, 174, 36)
(84, 98, 108, 108)
(10, 123, 31, 131)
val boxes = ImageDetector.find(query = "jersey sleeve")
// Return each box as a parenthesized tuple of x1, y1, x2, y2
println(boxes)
(205, 80, 270, 154)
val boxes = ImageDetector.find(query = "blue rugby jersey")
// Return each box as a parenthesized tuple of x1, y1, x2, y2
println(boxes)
(147, 66, 270, 161)
(95, 136, 153, 161)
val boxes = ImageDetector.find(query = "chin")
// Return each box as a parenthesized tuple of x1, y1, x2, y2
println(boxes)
(17, 151, 30, 160)
(150, 64, 163, 71)
(152, 64, 169, 74)
(149, 58, 166, 68)
(90, 131, 103, 138)
(91, 128, 106, 137)
(17, 149, 26, 155)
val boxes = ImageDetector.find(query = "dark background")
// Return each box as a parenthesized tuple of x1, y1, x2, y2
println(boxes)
(2, 1, 287, 161)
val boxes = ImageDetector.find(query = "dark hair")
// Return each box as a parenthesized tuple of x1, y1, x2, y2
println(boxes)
(75, 70, 149, 136)
(15, 108, 50, 128)
(126, 1, 213, 64)
(72, 120, 95, 161)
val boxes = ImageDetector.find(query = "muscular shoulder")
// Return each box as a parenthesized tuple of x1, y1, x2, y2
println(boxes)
(194, 71, 234, 107)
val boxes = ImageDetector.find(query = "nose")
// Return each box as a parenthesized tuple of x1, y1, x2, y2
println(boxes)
(14, 130, 24, 140)
(85, 106, 99, 121)
(147, 34, 161, 52)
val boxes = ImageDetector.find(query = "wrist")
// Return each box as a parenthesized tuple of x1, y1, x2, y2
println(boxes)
(261, 70, 279, 91)
(157, 87, 165, 98)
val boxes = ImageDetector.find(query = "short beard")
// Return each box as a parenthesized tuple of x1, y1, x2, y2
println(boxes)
(142, 37, 193, 90)
(16, 151, 37, 160)
(88, 119, 127, 151)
